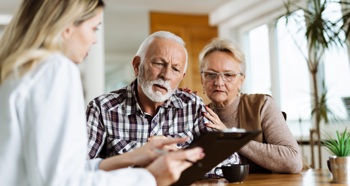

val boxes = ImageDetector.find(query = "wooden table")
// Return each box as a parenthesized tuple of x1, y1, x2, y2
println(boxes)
(192, 169, 348, 186)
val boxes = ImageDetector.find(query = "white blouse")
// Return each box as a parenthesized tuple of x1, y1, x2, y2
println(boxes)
(0, 54, 156, 186)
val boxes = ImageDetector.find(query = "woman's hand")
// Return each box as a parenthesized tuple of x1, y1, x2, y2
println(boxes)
(204, 106, 228, 130)
(146, 147, 204, 186)
(178, 87, 197, 95)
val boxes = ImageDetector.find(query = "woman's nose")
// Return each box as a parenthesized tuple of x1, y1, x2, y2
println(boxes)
(214, 74, 225, 85)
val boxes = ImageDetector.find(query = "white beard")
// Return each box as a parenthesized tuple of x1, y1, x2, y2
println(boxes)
(138, 65, 175, 103)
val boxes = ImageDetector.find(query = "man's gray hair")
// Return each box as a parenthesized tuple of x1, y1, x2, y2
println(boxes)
(135, 31, 188, 73)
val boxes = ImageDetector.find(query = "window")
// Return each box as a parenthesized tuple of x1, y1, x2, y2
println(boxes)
(276, 10, 312, 122)
(247, 25, 271, 95)
(324, 48, 350, 119)
(242, 7, 350, 138)
(323, 1, 350, 120)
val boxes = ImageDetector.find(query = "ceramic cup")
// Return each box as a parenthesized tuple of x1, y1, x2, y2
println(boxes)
(214, 164, 249, 183)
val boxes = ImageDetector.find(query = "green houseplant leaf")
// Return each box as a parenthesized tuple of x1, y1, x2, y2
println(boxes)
(323, 128, 350, 157)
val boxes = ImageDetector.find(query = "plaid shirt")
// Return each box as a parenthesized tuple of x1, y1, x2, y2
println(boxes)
(86, 80, 211, 159)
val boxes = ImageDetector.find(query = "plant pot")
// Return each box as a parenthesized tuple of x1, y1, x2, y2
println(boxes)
(328, 156, 350, 184)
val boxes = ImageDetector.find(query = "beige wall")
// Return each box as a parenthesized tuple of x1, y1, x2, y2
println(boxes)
(150, 12, 218, 104)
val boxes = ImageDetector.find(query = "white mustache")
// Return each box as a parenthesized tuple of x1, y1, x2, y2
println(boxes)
(150, 79, 171, 92)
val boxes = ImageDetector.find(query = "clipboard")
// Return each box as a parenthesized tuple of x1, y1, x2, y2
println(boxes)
(171, 129, 261, 186)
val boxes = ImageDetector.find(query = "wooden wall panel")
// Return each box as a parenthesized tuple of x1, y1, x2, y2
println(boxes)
(150, 12, 217, 104)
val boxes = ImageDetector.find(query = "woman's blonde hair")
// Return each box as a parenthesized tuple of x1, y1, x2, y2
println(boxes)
(198, 38, 246, 75)
(0, 0, 104, 84)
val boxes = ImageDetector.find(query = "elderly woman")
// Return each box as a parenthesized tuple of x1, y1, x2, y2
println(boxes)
(199, 38, 303, 173)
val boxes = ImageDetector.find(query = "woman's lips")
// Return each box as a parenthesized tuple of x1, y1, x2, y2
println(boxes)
(213, 90, 225, 92)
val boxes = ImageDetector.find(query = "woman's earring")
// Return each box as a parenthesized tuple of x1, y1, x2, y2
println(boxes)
(237, 89, 241, 97)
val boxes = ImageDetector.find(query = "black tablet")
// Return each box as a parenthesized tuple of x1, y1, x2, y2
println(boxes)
(171, 129, 261, 186)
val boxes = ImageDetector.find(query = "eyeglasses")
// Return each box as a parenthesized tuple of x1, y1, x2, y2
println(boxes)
(201, 71, 243, 82)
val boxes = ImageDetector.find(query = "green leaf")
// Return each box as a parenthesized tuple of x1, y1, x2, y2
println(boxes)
(323, 128, 350, 156)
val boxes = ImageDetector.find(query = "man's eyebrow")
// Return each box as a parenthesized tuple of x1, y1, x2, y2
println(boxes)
(156, 58, 182, 68)
(158, 58, 169, 64)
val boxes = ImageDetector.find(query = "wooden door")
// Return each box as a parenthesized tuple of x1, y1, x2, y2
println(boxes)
(150, 12, 217, 104)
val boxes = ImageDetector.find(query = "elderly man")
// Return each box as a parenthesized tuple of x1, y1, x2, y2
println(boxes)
(86, 31, 211, 159)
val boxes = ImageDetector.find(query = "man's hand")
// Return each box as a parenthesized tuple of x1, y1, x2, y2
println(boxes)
(148, 136, 180, 152)
(131, 137, 188, 167)
(99, 137, 189, 170)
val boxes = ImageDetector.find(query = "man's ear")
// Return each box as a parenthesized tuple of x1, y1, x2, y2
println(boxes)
(132, 56, 141, 76)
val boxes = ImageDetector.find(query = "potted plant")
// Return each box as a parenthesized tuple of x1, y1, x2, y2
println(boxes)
(323, 128, 350, 184)
(282, 0, 350, 168)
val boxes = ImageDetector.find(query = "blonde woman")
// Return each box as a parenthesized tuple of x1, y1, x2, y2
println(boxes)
(0, 0, 203, 185)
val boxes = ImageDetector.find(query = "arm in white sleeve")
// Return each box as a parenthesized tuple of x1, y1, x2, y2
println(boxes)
(21, 55, 156, 186)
